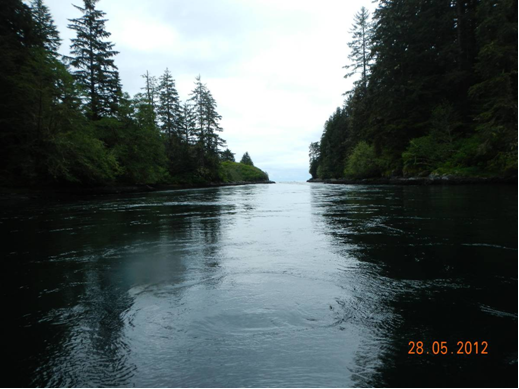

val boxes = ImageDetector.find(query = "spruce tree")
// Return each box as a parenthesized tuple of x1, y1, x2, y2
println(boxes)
(30, 0, 61, 56)
(240, 152, 253, 166)
(0, 0, 42, 178)
(132, 70, 158, 126)
(178, 101, 196, 144)
(202, 87, 226, 153)
(189, 75, 207, 147)
(220, 148, 235, 162)
(343, 7, 373, 90)
(309, 141, 320, 178)
(27, 0, 64, 140)
(469, 0, 518, 169)
(141, 70, 158, 113)
(188, 75, 226, 153)
(67, 0, 120, 120)
(157, 68, 180, 139)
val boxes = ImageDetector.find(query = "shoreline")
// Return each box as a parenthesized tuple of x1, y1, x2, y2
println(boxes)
(306, 176, 517, 185)
(0, 180, 276, 201)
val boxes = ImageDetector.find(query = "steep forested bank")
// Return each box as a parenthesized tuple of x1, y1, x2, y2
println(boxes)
(310, 0, 517, 180)
(0, 0, 270, 190)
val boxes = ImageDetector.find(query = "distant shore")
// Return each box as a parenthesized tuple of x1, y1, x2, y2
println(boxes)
(307, 176, 517, 185)
(0, 180, 276, 202)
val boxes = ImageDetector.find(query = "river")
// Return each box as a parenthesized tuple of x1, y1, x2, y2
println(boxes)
(1, 183, 517, 387)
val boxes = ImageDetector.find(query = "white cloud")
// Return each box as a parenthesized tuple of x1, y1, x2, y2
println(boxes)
(116, 18, 180, 53)
(46, 0, 376, 181)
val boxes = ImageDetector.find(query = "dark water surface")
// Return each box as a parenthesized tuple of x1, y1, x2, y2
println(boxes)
(1, 183, 517, 387)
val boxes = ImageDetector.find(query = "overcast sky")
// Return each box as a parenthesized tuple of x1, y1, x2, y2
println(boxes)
(45, 0, 376, 181)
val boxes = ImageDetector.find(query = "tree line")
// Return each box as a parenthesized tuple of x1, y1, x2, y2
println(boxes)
(310, 0, 517, 179)
(0, 0, 254, 186)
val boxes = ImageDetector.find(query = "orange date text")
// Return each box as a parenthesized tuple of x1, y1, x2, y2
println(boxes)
(408, 341, 488, 355)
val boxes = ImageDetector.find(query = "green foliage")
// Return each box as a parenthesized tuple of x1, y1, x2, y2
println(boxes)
(165, 135, 197, 179)
(219, 161, 269, 183)
(402, 102, 459, 174)
(344, 142, 380, 178)
(488, 151, 518, 173)
(220, 148, 235, 162)
(376, 150, 400, 177)
(468, 0, 518, 171)
(113, 126, 167, 185)
(46, 127, 119, 184)
(402, 135, 448, 174)
(95, 96, 168, 184)
(447, 135, 483, 168)
(317, 107, 351, 179)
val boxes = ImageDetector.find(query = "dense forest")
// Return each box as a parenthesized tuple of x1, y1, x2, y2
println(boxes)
(310, 0, 517, 179)
(0, 0, 268, 187)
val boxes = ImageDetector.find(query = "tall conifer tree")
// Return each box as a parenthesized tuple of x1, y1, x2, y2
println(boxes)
(30, 0, 61, 56)
(240, 152, 253, 166)
(178, 101, 196, 144)
(220, 148, 235, 162)
(157, 68, 180, 139)
(67, 0, 120, 120)
(188, 75, 225, 154)
(343, 7, 373, 90)
(141, 70, 158, 113)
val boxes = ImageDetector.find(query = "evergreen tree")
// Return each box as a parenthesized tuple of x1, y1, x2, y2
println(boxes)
(107, 71, 122, 116)
(220, 148, 235, 162)
(343, 7, 373, 90)
(318, 107, 350, 178)
(468, 0, 518, 171)
(308, 141, 320, 178)
(30, 0, 61, 56)
(202, 86, 226, 153)
(110, 93, 167, 184)
(0, 0, 43, 179)
(188, 75, 226, 155)
(67, 0, 120, 120)
(141, 70, 157, 115)
(157, 68, 180, 139)
(240, 152, 253, 166)
(367, 0, 456, 154)
(189, 75, 208, 148)
(178, 101, 196, 144)
(133, 71, 157, 128)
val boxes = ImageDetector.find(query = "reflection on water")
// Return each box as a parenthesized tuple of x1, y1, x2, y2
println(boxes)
(312, 185, 517, 387)
(1, 183, 516, 387)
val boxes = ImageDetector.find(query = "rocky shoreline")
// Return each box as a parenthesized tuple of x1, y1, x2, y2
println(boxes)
(65, 180, 277, 195)
(307, 176, 517, 185)
(0, 180, 276, 202)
